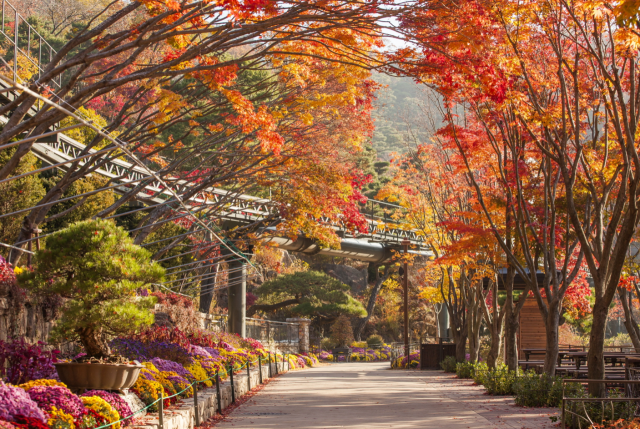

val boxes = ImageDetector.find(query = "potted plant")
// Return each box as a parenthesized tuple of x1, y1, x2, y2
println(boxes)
(330, 315, 354, 361)
(18, 219, 164, 392)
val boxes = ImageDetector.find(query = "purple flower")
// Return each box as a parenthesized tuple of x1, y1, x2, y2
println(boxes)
(27, 385, 85, 419)
(0, 382, 47, 423)
(150, 358, 194, 380)
(220, 342, 235, 352)
(204, 347, 220, 358)
(189, 345, 211, 358)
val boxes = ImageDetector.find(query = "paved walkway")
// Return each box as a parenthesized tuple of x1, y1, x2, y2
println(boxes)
(215, 362, 558, 428)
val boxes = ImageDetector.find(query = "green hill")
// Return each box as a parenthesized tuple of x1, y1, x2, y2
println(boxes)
(371, 74, 442, 159)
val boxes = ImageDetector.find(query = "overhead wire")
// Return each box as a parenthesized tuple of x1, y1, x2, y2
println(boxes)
(4, 75, 260, 278)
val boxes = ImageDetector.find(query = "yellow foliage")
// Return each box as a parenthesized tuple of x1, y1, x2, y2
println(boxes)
(60, 106, 108, 146)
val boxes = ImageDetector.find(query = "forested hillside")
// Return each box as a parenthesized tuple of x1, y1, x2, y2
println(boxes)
(371, 74, 441, 159)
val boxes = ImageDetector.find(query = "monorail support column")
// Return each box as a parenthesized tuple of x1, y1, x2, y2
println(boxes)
(227, 255, 246, 338)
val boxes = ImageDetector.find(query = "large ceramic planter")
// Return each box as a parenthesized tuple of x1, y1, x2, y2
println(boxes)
(55, 362, 143, 393)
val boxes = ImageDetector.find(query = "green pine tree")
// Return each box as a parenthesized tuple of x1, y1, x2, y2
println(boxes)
(18, 219, 165, 358)
(250, 270, 366, 320)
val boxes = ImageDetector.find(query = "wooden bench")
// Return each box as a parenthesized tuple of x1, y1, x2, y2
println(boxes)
(519, 360, 544, 370)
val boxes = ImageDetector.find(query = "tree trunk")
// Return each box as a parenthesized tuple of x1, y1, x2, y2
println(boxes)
(587, 299, 609, 396)
(486, 315, 504, 368)
(467, 303, 482, 362)
(452, 326, 468, 362)
(504, 309, 519, 371)
(502, 266, 520, 371)
(354, 265, 391, 340)
(618, 287, 640, 352)
(543, 299, 561, 376)
(77, 326, 110, 358)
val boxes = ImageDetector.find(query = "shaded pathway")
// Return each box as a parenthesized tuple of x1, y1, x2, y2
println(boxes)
(215, 362, 558, 428)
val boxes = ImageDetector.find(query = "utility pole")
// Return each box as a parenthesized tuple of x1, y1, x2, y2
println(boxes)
(402, 239, 410, 362)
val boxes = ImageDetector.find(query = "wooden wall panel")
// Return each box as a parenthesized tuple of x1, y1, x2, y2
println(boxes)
(518, 299, 546, 359)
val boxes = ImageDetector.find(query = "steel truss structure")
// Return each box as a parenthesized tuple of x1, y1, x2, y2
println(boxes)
(0, 10, 430, 337)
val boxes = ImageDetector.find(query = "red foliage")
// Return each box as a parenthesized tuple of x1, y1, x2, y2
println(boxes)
(151, 291, 193, 309)
(133, 326, 191, 349)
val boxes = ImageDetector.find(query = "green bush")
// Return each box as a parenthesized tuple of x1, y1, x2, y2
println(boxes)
(456, 361, 475, 379)
(321, 337, 337, 350)
(366, 334, 384, 347)
(482, 365, 518, 395)
(513, 371, 578, 407)
(440, 355, 457, 372)
(472, 361, 489, 385)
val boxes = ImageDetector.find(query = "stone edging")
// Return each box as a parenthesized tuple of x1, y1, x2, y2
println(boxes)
(131, 361, 288, 429)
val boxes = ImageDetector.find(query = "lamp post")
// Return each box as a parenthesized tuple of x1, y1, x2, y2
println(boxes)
(402, 239, 410, 362)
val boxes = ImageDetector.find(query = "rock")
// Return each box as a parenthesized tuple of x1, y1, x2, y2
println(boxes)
(152, 311, 174, 328)
(324, 264, 368, 294)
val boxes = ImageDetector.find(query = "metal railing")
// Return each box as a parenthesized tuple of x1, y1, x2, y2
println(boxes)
(0, 0, 60, 88)
(561, 379, 640, 428)
(390, 342, 420, 368)
(245, 318, 300, 345)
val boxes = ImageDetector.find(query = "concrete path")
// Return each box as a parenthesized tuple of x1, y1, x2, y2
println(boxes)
(215, 362, 558, 429)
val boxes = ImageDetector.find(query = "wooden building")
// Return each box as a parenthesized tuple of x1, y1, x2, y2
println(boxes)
(518, 298, 546, 359)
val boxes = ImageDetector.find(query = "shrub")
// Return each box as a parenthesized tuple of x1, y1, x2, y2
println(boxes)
(330, 316, 354, 348)
(321, 337, 337, 351)
(366, 335, 384, 347)
(456, 361, 475, 379)
(482, 366, 518, 395)
(513, 372, 585, 408)
(440, 356, 457, 372)
(472, 361, 489, 385)
(18, 219, 164, 358)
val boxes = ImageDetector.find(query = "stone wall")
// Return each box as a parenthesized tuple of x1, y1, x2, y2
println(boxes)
(0, 297, 72, 350)
(131, 361, 289, 429)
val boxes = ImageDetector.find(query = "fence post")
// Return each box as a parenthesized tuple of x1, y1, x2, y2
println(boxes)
(229, 365, 236, 403)
(215, 371, 222, 414)
(247, 360, 251, 390)
(258, 355, 263, 384)
(158, 391, 164, 429)
(275, 354, 279, 375)
(561, 382, 566, 429)
(193, 381, 200, 427)
(268, 352, 272, 377)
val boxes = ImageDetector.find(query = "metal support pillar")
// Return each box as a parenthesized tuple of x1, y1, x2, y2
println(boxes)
(227, 255, 246, 338)
(402, 239, 410, 362)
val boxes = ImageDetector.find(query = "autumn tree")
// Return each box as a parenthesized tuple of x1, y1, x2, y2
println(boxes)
(2, 0, 404, 270)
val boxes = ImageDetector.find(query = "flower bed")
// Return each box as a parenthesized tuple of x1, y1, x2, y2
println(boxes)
(317, 342, 392, 362)
(0, 327, 317, 428)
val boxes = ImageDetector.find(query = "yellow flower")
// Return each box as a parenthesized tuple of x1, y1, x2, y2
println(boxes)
(18, 379, 67, 390)
(185, 361, 212, 387)
(141, 362, 160, 373)
(47, 406, 76, 429)
(13, 266, 23, 275)
(82, 396, 121, 429)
